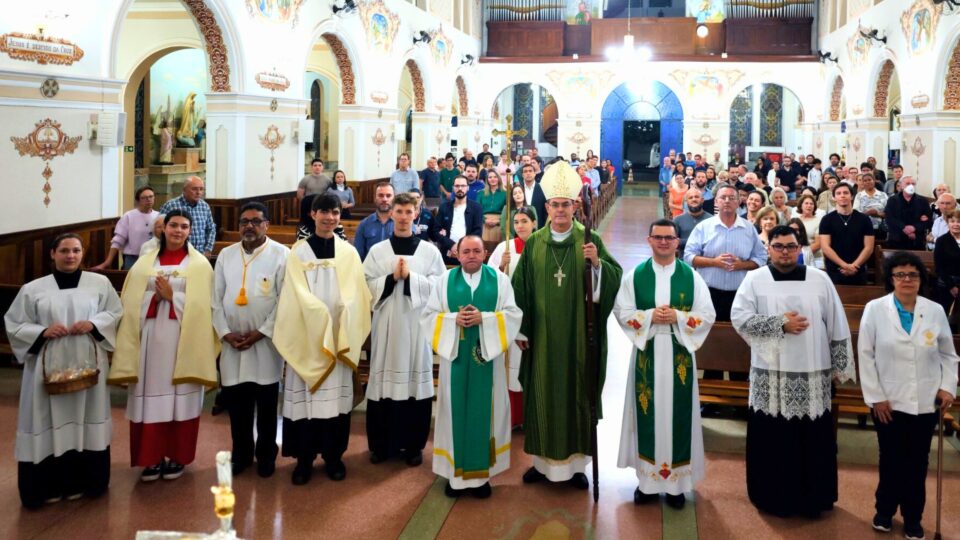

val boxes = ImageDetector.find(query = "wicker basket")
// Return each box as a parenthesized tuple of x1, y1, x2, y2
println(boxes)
(42, 335, 101, 395)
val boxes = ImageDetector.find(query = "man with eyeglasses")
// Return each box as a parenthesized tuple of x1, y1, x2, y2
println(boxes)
(613, 219, 715, 509)
(684, 183, 767, 322)
(731, 225, 855, 518)
(512, 162, 622, 491)
(212, 202, 290, 478)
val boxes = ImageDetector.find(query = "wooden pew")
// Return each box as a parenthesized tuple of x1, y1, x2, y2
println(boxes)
(835, 285, 886, 305)
(874, 247, 936, 283)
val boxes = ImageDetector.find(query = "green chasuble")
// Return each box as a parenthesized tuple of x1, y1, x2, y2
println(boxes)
(447, 265, 500, 478)
(512, 222, 622, 460)
(633, 259, 695, 467)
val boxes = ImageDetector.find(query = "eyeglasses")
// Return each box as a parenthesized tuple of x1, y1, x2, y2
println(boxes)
(769, 243, 799, 252)
(239, 218, 266, 227)
(649, 235, 678, 243)
(548, 201, 573, 209)
(891, 272, 921, 281)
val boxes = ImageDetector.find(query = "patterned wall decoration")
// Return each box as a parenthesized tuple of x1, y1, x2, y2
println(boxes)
(729, 87, 752, 155)
(873, 60, 895, 118)
(10, 118, 82, 207)
(945, 40, 960, 110)
(245, 0, 305, 28)
(900, 0, 941, 57)
(545, 69, 614, 99)
(830, 77, 844, 121)
(513, 84, 533, 139)
(184, 0, 231, 92)
(759, 84, 783, 146)
(405, 59, 425, 112)
(431, 27, 454, 66)
(359, 0, 400, 54)
(321, 34, 356, 105)
(456, 76, 469, 117)
(258, 125, 285, 182)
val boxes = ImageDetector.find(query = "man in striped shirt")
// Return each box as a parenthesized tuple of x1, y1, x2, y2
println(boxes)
(159, 176, 217, 255)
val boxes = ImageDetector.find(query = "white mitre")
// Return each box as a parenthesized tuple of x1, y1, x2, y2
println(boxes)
(540, 161, 582, 200)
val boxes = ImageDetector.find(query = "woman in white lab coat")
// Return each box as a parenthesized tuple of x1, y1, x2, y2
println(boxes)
(858, 251, 958, 539)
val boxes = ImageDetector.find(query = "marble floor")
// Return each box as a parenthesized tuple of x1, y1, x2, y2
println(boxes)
(2, 192, 958, 539)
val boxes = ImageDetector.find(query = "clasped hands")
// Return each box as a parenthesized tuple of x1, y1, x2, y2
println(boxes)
(224, 330, 265, 351)
(43, 321, 94, 339)
(651, 305, 678, 325)
(456, 305, 482, 328)
(714, 253, 741, 272)
(393, 258, 410, 280)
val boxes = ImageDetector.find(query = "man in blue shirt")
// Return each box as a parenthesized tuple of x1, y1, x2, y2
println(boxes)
(463, 163, 484, 201)
(420, 157, 441, 199)
(353, 182, 395, 260)
(159, 176, 216, 254)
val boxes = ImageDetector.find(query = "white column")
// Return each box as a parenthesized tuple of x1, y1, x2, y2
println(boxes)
(339, 105, 401, 180)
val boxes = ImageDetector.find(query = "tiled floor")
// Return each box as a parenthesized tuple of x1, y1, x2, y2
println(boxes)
(2, 194, 958, 539)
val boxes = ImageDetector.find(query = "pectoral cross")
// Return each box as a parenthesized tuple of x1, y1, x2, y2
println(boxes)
(554, 268, 566, 287)
(490, 114, 529, 142)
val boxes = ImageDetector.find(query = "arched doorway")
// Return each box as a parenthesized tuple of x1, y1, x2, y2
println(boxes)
(601, 81, 683, 191)
(489, 83, 559, 165)
(305, 34, 353, 171)
(728, 84, 804, 165)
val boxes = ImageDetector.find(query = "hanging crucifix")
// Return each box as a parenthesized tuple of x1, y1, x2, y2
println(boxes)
(490, 114, 528, 154)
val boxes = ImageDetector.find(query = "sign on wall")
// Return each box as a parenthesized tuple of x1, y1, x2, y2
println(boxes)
(0, 32, 84, 65)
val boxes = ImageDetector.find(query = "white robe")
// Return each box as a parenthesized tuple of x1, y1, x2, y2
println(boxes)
(487, 239, 525, 391)
(363, 239, 446, 401)
(282, 241, 356, 421)
(5, 273, 122, 463)
(212, 239, 289, 386)
(126, 256, 204, 424)
(731, 266, 856, 420)
(422, 267, 523, 489)
(613, 260, 715, 495)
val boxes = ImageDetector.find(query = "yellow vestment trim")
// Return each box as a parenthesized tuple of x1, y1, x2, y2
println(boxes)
(432, 314, 444, 353)
(495, 312, 508, 353)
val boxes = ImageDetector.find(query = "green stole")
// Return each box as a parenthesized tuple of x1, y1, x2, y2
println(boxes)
(447, 265, 499, 479)
(633, 259, 695, 468)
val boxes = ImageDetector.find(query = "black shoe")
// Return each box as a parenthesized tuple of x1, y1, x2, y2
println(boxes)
(161, 460, 184, 480)
(634, 488, 659, 505)
(369, 451, 387, 464)
(211, 391, 225, 416)
(568, 473, 589, 490)
(231, 461, 251, 476)
(325, 460, 346, 481)
(871, 514, 892, 533)
(471, 483, 492, 499)
(257, 461, 276, 478)
(444, 482, 464, 498)
(141, 463, 162, 482)
(522, 467, 546, 484)
(405, 451, 423, 467)
(903, 522, 925, 540)
(292, 460, 312, 486)
(665, 493, 686, 509)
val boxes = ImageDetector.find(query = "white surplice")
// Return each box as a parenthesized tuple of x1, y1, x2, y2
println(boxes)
(212, 239, 289, 386)
(613, 260, 715, 495)
(363, 240, 446, 401)
(282, 241, 356, 421)
(487, 239, 524, 391)
(126, 256, 204, 424)
(422, 266, 523, 488)
(731, 266, 856, 420)
(5, 273, 122, 463)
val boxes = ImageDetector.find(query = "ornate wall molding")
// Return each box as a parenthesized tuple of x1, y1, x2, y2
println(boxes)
(405, 59, 425, 112)
(945, 40, 960, 110)
(873, 60, 895, 118)
(10, 118, 82, 206)
(0, 32, 84, 66)
(255, 70, 290, 92)
(183, 0, 231, 92)
(829, 77, 844, 122)
(321, 33, 356, 105)
(456, 76, 468, 117)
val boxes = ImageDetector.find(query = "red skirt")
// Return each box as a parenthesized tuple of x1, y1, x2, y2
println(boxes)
(129, 418, 200, 467)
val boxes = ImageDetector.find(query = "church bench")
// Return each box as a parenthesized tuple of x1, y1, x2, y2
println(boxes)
(835, 285, 887, 305)
(874, 247, 936, 283)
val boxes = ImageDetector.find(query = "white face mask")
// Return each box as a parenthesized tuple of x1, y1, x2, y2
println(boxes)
(904, 184, 916, 195)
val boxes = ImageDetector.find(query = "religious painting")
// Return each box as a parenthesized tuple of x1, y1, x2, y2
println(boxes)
(359, 0, 400, 54)
(687, 74, 724, 101)
(900, 0, 941, 56)
(847, 32, 869, 67)
(546, 69, 613, 99)
(245, 0, 305, 28)
(687, 0, 725, 23)
(565, 0, 600, 25)
(431, 27, 453, 66)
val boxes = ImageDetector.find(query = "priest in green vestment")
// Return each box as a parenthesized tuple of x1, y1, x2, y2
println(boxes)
(422, 235, 523, 498)
(511, 162, 622, 489)
(613, 219, 715, 510)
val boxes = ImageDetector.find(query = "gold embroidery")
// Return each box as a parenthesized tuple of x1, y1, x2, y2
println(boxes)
(923, 330, 935, 347)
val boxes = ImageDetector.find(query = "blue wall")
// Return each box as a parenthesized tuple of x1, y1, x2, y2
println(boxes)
(601, 81, 684, 193)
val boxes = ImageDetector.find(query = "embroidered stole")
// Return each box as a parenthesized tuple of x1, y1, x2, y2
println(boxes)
(447, 265, 499, 479)
(633, 259, 694, 467)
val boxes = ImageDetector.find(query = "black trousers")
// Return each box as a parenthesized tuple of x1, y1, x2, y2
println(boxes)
(19, 447, 110, 509)
(282, 413, 351, 464)
(366, 398, 432, 458)
(826, 268, 867, 286)
(705, 287, 748, 381)
(874, 410, 938, 525)
(221, 382, 279, 466)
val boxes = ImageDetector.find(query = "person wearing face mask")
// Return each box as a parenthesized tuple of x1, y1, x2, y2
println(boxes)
(883, 176, 933, 250)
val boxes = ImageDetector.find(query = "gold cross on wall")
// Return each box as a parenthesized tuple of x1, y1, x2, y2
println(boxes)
(490, 114, 529, 141)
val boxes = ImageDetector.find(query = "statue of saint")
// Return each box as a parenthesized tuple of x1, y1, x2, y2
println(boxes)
(196, 119, 207, 163)
(176, 92, 199, 147)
